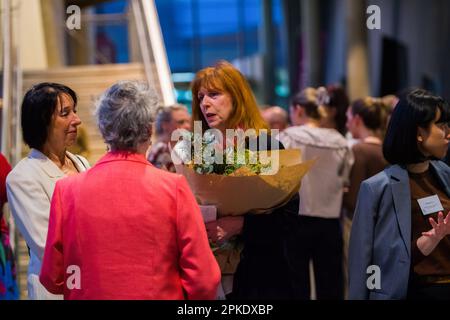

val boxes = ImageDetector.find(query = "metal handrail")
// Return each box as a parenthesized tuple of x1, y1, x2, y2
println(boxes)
(1, 0, 24, 299)
(131, 0, 175, 106)
(1, 0, 12, 157)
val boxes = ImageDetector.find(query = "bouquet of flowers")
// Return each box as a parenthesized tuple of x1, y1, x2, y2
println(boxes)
(173, 131, 271, 175)
(172, 130, 314, 216)
(171, 129, 314, 278)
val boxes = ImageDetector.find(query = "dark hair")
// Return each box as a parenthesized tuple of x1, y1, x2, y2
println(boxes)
(383, 88, 450, 165)
(351, 97, 389, 133)
(326, 84, 349, 135)
(21, 82, 77, 150)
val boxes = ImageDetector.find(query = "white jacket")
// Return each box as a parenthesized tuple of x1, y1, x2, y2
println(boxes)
(6, 149, 90, 300)
(278, 126, 354, 219)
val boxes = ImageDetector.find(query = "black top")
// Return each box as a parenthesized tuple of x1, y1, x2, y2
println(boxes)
(231, 135, 302, 299)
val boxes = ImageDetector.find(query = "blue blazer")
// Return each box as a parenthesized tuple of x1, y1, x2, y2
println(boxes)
(348, 160, 450, 300)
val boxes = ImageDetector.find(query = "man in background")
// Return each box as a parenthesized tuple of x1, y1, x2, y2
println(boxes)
(148, 104, 191, 172)
(261, 106, 289, 131)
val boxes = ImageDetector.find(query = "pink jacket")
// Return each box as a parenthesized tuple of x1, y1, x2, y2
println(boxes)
(40, 152, 220, 300)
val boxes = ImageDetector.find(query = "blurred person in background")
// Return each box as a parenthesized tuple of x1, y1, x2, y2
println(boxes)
(6, 83, 90, 300)
(148, 103, 191, 172)
(321, 84, 350, 137)
(381, 94, 398, 133)
(342, 97, 390, 298)
(381, 94, 399, 110)
(279, 86, 354, 300)
(344, 97, 390, 215)
(261, 106, 289, 131)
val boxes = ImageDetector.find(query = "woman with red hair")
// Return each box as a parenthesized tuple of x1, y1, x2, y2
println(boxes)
(191, 61, 302, 299)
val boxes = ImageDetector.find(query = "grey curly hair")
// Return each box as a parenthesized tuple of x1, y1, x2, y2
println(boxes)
(95, 81, 159, 152)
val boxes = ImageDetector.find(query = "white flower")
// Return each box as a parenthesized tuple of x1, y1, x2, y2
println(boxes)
(204, 164, 214, 174)
(192, 132, 203, 146)
(224, 146, 235, 164)
(172, 139, 192, 164)
(195, 164, 213, 174)
(203, 131, 217, 145)
(180, 130, 193, 141)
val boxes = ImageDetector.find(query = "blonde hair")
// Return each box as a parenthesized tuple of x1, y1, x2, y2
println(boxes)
(191, 60, 269, 134)
(290, 87, 329, 120)
(350, 96, 391, 137)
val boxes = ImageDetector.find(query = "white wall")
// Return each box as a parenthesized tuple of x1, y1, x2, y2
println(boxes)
(14, 0, 48, 70)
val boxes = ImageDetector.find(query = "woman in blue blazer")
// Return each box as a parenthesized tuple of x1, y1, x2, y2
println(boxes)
(349, 89, 450, 300)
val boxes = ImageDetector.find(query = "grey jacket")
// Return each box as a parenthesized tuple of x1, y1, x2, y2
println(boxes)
(348, 160, 450, 299)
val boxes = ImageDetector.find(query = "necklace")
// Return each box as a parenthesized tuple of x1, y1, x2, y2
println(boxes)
(363, 136, 382, 145)
(60, 156, 78, 175)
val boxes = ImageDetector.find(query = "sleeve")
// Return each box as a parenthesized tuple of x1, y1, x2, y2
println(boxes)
(6, 172, 53, 260)
(411, 236, 427, 264)
(39, 181, 65, 294)
(343, 145, 365, 216)
(340, 146, 355, 186)
(176, 176, 221, 300)
(348, 181, 377, 300)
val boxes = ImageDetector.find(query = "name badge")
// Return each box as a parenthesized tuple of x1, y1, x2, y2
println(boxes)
(417, 195, 444, 216)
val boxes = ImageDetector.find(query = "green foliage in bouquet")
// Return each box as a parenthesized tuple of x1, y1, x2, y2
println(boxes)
(195, 147, 270, 176)
(174, 131, 271, 176)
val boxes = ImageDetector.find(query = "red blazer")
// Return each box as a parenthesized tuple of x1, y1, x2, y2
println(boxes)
(0, 153, 11, 209)
(0, 154, 12, 237)
(0, 153, 12, 256)
(40, 152, 220, 300)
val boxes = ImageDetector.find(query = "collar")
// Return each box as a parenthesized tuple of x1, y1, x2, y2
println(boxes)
(386, 161, 450, 258)
(387, 161, 450, 194)
(28, 148, 86, 178)
(95, 151, 151, 167)
(362, 136, 382, 145)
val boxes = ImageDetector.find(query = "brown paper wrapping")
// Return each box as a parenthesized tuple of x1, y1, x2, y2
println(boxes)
(175, 149, 315, 217)
(175, 149, 315, 274)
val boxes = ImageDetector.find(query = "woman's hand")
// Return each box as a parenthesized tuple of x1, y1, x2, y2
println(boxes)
(422, 211, 450, 240)
(417, 211, 450, 256)
(205, 216, 244, 245)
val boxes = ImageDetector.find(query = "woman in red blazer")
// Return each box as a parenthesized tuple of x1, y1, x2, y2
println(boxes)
(39, 81, 220, 300)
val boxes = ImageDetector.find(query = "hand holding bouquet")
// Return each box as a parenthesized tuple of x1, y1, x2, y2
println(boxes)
(172, 129, 314, 275)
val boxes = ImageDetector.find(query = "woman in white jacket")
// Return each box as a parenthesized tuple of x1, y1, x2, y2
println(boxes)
(6, 83, 89, 299)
